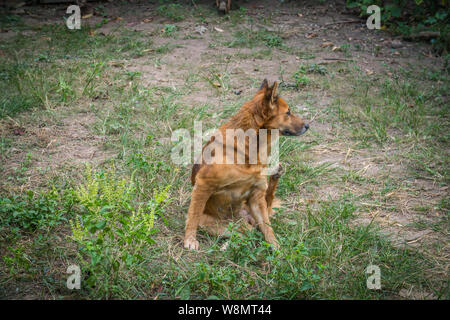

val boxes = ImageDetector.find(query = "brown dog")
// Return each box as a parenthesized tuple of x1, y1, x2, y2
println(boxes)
(184, 79, 309, 250)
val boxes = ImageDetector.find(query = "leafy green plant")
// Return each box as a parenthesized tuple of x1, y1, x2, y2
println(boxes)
(69, 165, 170, 296)
(0, 188, 72, 236)
(56, 74, 76, 103)
(293, 70, 311, 87)
(162, 24, 178, 37)
(296, 63, 328, 75)
(264, 34, 283, 48)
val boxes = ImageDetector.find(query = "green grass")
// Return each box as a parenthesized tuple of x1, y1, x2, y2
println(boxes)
(225, 29, 284, 49)
(157, 3, 186, 22)
(0, 3, 448, 300)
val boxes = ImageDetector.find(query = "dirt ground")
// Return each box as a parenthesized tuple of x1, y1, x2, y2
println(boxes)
(0, 0, 448, 299)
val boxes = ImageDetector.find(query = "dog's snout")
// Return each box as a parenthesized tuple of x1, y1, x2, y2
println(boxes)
(304, 123, 309, 130)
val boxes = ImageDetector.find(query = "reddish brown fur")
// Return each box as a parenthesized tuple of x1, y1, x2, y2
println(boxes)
(184, 80, 308, 250)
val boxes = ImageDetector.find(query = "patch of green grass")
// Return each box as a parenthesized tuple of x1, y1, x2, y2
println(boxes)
(264, 34, 283, 48)
(0, 11, 26, 31)
(162, 24, 178, 37)
(340, 43, 352, 57)
(225, 29, 283, 49)
(296, 64, 328, 75)
(226, 7, 248, 27)
(0, 25, 153, 117)
(0, 94, 36, 119)
(0, 188, 75, 239)
(157, 3, 185, 22)
(202, 69, 231, 94)
(291, 64, 328, 89)
(330, 66, 448, 148)
(280, 161, 335, 195)
(155, 43, 176, 54)
(293, 74, 311, 87)
(158, 195, 443, 299)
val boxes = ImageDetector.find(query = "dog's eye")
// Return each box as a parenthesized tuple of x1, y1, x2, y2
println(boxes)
(286, 109, 291, 115)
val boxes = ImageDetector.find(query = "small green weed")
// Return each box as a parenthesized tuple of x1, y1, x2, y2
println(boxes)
(0, 188, 73, 236)
(162, 24, 178, 37)
(69, 165, 170, 297)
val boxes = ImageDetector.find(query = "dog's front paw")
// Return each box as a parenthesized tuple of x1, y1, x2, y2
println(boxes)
(184, 237, 200, 250)
(271, 241, 280, 250)
(266, 236, 280, 250)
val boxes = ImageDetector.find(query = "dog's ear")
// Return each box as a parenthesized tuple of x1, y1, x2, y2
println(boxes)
(259, 79, 269, 90)
(270, 81, 278, 104)
(263, 81, 278, 108)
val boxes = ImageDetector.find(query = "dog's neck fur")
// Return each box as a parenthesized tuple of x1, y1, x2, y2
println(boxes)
(223, 93, 270, 133)
(219, 93, 276, 162)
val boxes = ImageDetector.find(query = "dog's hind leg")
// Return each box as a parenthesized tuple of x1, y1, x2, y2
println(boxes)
(266, 164, 283, 216)
(248, 190, 279, 249)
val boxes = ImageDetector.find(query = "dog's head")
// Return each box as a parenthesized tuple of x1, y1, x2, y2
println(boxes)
(257, 79, 309, 136)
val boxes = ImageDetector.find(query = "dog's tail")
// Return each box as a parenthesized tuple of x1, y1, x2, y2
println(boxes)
(191, 164, 200, 186)
(191, 136, 217, 185)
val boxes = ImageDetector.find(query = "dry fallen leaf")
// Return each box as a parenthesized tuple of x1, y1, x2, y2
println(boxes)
(108, 61, 124, 67)
(212, 82, 221, 88)
(142, 18, 152, 23)
(13, 127, 25, 136)
(88, 30, 95, 36)
(306, 33, 317, 39)
(321, 41, 334, 48)
(42, 37, 51, 41)
(82, 13, 93, 19)
(332, 46, 342, 52)
(297, 13, 303, 17)
(214, 27, 224, 33)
